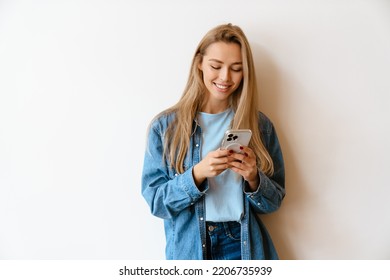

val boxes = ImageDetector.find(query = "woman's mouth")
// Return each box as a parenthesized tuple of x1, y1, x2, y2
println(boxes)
(214, 83, 231, 91)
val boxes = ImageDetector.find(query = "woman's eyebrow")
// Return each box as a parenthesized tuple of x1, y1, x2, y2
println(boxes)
(208, 58, 242, 65)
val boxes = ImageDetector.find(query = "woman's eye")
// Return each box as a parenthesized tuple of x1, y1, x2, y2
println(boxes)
(231, 68, 242, 72)
(210, 65, 220, 70)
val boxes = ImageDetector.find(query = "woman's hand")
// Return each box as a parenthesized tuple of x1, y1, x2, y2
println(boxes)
(228, 146, 259, 191)
(193, 149, 230, 187)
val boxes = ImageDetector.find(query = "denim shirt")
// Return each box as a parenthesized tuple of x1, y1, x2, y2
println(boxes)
(141, 111, 285, 260)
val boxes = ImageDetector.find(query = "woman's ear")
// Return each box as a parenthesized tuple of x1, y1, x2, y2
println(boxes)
(197, 62, 202, 71)
(197, 55, 204, 71)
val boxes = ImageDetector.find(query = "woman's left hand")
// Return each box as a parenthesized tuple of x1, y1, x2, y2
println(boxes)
(227, 146, 259, 191)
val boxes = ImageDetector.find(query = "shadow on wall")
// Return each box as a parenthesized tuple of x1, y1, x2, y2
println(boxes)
(251, 42, 308, 260)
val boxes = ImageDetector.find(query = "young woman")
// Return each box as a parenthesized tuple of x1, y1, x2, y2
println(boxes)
(141, 23, 285, 260)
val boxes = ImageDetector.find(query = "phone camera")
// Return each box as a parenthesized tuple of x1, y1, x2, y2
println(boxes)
(227, 134, 238, 142)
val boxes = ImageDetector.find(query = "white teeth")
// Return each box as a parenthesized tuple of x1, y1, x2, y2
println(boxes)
(215, 83, 229, 89)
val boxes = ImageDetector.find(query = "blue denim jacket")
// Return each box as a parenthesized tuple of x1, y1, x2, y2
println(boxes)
(141, 111, 285, 259)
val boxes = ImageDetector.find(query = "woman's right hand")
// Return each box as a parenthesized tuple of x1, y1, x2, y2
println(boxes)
(192, 149, 231, 187)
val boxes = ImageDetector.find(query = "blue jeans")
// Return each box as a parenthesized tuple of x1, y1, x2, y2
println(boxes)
(206, 221, 242, 260)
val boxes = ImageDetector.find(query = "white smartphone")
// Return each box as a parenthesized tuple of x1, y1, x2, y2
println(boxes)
(220, 129, 252, 154)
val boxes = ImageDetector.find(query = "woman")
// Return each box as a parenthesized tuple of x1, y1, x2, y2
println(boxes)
(141, 23, 285, 260)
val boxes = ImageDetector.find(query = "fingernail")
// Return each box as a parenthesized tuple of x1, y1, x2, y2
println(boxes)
(244, 152, 248, 157)
(240, 146, 244, 150)
(229, 150, 234, 153)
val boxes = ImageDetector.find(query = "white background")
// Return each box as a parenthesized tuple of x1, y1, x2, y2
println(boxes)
(1, 0, 389, 259)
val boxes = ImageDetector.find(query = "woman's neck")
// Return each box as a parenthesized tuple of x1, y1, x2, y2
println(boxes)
(200, 101, 230, 114)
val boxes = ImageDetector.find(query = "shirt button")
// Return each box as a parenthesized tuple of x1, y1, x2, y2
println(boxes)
(200, 217, 204, 221)
(208, 225, 215, 232)
(175, 173, 178, 176)
(196, 144, 199, 147)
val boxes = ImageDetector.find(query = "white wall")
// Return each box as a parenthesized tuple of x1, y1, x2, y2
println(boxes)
(1, 0, 389, 259)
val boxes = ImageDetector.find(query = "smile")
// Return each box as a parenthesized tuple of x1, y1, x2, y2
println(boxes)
(214, 83, 230, 89)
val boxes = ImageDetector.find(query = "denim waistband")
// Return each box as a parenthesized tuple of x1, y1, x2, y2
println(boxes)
(206, 221, 240, 232)
(206, 221, 240, 226)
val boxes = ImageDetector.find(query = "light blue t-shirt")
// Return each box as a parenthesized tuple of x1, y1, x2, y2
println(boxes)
(197, 108, 244, 222)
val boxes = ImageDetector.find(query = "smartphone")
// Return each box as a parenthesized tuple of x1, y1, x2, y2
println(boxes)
(220, 129, 252, 154)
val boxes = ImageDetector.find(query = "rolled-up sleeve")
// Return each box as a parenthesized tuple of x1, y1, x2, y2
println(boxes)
(141, 121, 206, 219)
(244, 114, 285, 214)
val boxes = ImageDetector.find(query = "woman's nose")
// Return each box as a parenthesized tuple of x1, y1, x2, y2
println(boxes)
(219, 67, 230, 82)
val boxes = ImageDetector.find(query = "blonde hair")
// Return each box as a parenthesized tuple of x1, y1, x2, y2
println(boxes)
(156, 23, 274, 175)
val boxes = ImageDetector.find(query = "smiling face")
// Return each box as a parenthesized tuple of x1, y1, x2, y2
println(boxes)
(198, 42, 243, 113)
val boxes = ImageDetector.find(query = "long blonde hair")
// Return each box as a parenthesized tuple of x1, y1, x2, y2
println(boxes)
(156, 23, 274, 175)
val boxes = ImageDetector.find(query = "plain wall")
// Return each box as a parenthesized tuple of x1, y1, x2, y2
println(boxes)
(0, 0, 389, 259)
